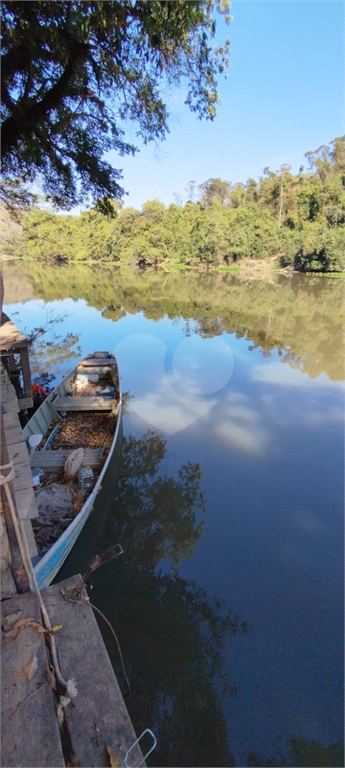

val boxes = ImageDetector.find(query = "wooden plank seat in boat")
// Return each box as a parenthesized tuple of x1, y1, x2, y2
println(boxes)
(31, 447, 104, 470)
(76, 365, 114, 375)
(79, 357, 114, 367)
(52, 395, 114, 411)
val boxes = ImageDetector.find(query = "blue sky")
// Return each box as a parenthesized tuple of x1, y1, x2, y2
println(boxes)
(104, 0, 343, 211)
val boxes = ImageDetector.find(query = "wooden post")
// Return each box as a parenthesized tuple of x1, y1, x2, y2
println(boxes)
(20, 344, 33, 400)
(0, 412, 30, 592)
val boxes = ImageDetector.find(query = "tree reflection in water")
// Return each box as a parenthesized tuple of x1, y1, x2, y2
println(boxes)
(246, 738, 344, 767)
(73, 429, 250, 767)
(108, 430, 206, 569)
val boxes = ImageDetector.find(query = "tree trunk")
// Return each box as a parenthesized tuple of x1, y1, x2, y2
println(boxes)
(278, 174, 283, 228)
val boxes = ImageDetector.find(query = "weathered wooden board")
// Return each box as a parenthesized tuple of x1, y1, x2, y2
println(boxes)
(77, 365, 113, 375)
(2, 410, 19, 429)
(1, 590, 65, 767)
(45, 576, 146, 768)
(7, 441, 29, 467)
(22, 519, 38, 557)
(20, 346, 33, 398)
(0, 370, 19, 413)
(3, 420, 24, 446)
(1, 366, 39, 575)
(0, 312, 28, 351)
(32, 448, 104, 470)
(53, 396, 114, 411)
(11, 461, 33, 492)
(14, 486, 38, 520)
(0, 564, 16, 598)
(79, 358, 114, 367)
(17, 396, 33, 410)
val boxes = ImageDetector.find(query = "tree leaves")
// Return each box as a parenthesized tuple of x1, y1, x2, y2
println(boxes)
(1, 1, 231, 213)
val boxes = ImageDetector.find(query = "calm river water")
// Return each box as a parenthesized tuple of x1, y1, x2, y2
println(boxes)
(3, 262, 344, 767)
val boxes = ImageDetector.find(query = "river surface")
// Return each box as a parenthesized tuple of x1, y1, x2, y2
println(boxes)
(3, 262, 344, 767)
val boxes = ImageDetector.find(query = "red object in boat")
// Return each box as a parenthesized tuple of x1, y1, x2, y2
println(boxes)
(33, 383, 47, 397)
(32, 382, 47, 411)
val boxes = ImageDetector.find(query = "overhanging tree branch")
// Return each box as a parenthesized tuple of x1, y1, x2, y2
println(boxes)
(1, 0, 231, 212)
(2, 42, 89, 154)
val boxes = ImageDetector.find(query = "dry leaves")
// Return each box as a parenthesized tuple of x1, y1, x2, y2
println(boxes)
(2, 610, 22, 630)
(106, 745, 120, 767)
(3, 616, 63, 641)
(51, 624, 63, 634)
(23, 653, 38, 682)
(4, 617, 36, 640)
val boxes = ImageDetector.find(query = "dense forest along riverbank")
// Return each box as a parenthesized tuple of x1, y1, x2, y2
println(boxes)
(3, 262, 344, 767)
(2, 137, 344, 275)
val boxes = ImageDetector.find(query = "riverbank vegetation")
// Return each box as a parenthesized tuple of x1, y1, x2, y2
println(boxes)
(5, 137, 344, 273)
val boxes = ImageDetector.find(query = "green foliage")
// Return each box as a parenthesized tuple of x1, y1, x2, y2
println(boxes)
(0, 178, 38, 221)
(199, 177, 231, 206)
(7, 136, 345, 273)
(1, 0, 231, 213)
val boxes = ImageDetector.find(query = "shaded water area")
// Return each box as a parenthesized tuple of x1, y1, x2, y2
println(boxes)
(3, 262, 344, 767)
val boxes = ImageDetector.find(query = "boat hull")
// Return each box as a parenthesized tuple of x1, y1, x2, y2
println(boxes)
(22, 355, 122, 589)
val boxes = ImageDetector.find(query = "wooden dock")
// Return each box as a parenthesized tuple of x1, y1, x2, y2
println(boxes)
(1, 364, 39, 597)
(0, 311, 33, 411)
(1, 574, 146, 767)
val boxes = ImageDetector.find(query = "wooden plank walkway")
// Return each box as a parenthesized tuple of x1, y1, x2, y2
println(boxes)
(1, 575, 146, 768)
(1, 367, 19, 413)
(0, 313, 33, 408)
(1, 365, 38, 596)
(1, 587, 65, 767)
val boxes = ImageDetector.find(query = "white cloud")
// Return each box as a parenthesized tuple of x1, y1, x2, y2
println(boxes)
(252, 361, 344, 389)
(131, 379, 216, 434)
(114, 333, 216, 434)
(216, 421, 269, 456)
(215, 390, 270, 456)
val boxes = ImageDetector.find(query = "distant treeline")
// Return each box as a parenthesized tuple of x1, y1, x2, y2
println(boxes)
(6, 137, 345, 272)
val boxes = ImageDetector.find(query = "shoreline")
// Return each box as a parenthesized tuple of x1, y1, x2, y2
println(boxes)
(2, 255, 344, 278)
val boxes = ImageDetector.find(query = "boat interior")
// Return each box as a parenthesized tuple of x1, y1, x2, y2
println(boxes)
(22, 352, 121, 556)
